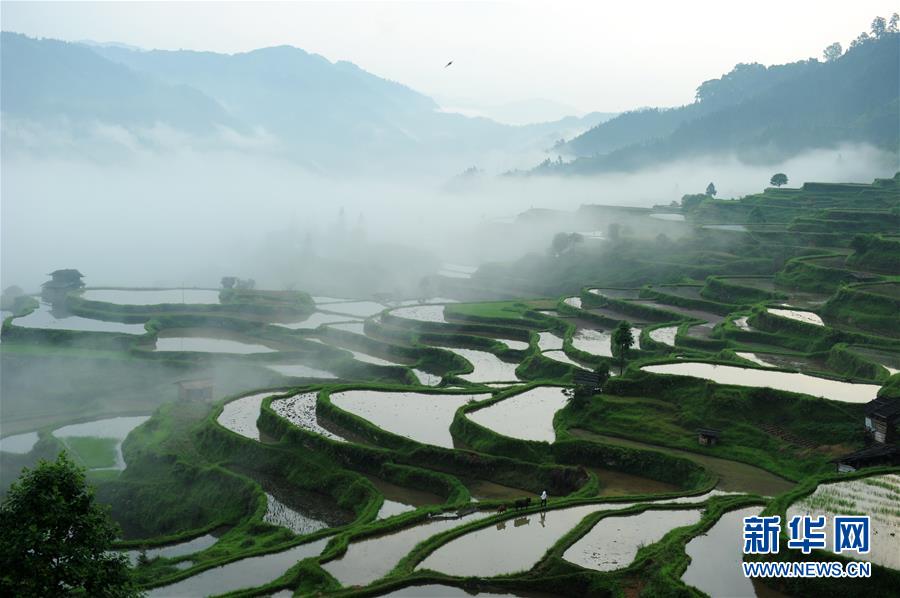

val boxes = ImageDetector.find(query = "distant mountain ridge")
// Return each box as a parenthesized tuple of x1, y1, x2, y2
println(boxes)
(0, 32, 609, 174)
(542, 33, 900, 174)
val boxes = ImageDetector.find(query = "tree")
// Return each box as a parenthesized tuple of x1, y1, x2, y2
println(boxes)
(680, 193, 706, 212)
(770, 173, 788, 187)
(549, 232, 584, 257)
(705, 182, 717, 197)
(220, 276, 236, 289)
(607, 223, 621, 242)
(611, 321, 635, 374)
(0, 453, 138, 596)
(850, 32, 871, 49)
(871, 16, 887, 38)
(822, 42, 842, 62)
(890, 13, 899, 33)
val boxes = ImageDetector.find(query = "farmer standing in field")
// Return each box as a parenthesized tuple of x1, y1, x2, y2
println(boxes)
(540, 489, 548, 508)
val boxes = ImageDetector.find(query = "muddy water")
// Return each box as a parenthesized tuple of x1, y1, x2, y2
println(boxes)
(589, 467, 680, 497)
(271, 393, 346, 442)
(53, 416, 150, 470)
(467, 386, 567, 443)
(563, 508, 702, 571)
(787, 474, 900, 570)
(767, 308, 824, 326)
(391, 305, 448, 323)
(13, 303, 148, 335)
(0, 431, 39, 454)
(81, 288, 220, 305)
(447, 348, 521, 383)
(542, 350, 585, 369)
(217, 392, 281, 441)
(642, 362, 879, 403)
(155, 334, 276, 354)
(418, 505, 602, 577)
(460, 478, 533, 502)
(330, 390, 488, 448)
(276, 312, 361, 330)
(649, 326, 678, 347)
(322, 510, 491, 587)
(266, 363, 338, 379)
(123, 532, 221, 565)
(570, 429, 794, 496)
(323, 301, 386, 318)
(146, 537, 329, 597)
(412, 369, 442, 386)
(682, 506, 763, 597)
(537, 332, 564, 351)
(364, 474, 443, 519)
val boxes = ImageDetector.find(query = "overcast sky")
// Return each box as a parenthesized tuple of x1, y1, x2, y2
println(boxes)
(3, 1, 897, 116)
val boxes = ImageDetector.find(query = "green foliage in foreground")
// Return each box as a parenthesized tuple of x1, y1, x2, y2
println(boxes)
(0, 453, 139, 597)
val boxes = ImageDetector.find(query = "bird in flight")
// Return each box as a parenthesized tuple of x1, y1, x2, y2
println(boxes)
(445, 60, 453, 68)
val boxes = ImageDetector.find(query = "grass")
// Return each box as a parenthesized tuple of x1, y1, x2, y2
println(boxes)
(61, 436, 118, 469)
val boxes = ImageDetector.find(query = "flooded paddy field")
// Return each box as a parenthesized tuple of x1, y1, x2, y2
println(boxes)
(322, 510, 491, 587)
(265, 363, 338, 379)
(589, 466, 680, 497)
(412, 369, 442, 386)
(389, 304, 448, 323)
(12, 303, 148, 334)
(146, 538, 329, 597)
(642, 362, 879, 403)
(154, 331, 277, 354)
(648, 326, 678, 347)
(217, 391, 281, 441)
(348, 349, 409, 367)
(649, 285, 704, 300)
(460, 478, 533, 502)
(80, 288, 221, 305)
(682, 506, 763, 597)
(275, 312, 360, 330)
(270, 392, 346, 442)
(330, 390, 489, 448)
(444, 348, 521, 383)
(542, 350, 586, 368)
(364, 474, 443, 519)
(122, 531, 222, 565)
(383, 584, 524, 597)
(563, 297, 582, 309)
(847, 346, 900, 374)
(787, 474, 900, 570)
(0, 431, 40, 454)
(537, 332, 564, 351)
(571, 429, 795, 496)
(766, 308, 824, 326)
(466, 386, 567, 443)
(632, 301, 724, 327)
(562, 508, 702, 571)
(53, 415, 150, 470)
(418, 504, 601, 577)
(322, 301, 386, 318)
(588, 288, 642, 300)
(327, 321, 367, 335)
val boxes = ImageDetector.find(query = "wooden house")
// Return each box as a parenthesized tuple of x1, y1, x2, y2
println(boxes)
(696, 427, 721, 446)
(41, 269, 85, 303)
(832, 444, 899, 473)
(864, 397, 900, 444)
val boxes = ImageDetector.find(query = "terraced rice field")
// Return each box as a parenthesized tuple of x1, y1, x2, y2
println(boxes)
(787, 474, 900, 569)
(271, 392, 346, 442)
(466, 386, 568, 443)
(13, 303, 148, 335)
(767, 308, 825, 326)
(563, 508, 702, 571)
(642, 362, 879, 403)
(330, 390, 489, 448)
(80, 288, 221, 305)
(390, 305, 448, 323)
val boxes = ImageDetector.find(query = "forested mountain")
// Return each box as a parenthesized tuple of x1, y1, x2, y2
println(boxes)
(0, 32, 610, 174)
(545, 32, 899, 174)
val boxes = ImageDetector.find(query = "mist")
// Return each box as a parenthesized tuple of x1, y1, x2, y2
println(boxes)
(2, 140, 894, 294)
